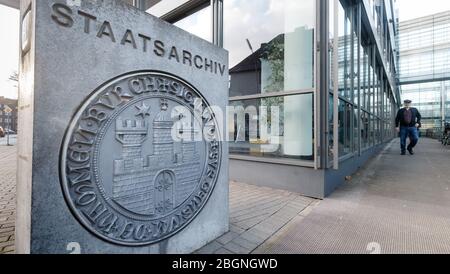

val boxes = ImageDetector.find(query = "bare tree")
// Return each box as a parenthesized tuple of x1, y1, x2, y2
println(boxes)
(9, 71, 18, 82)
(9, 71, 18, 88)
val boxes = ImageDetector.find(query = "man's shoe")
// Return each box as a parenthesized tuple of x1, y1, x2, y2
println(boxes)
(401, 151, 406, 155)
(408, 148, 414, 155)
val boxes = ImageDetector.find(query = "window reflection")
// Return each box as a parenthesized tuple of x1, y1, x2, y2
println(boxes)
(338, 100, 356, 156)
(226, 0, 315, 97)
(226, 0, 316, 163)
(361, 111, 370, 149)
(229, 94, 314, 161)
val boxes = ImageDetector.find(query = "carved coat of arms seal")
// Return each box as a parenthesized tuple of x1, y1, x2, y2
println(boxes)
(60, 71, 221, 246)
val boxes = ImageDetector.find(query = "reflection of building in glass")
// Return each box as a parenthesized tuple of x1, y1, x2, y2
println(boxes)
(113, 104, 201, 215)
(227, 0, 399, 199)
(229, 27, 314, 161)
(229, 26, 314, 96)
(398, 11, 450, 133)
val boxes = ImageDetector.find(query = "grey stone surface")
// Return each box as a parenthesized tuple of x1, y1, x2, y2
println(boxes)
(16, 0, 228, 254)
(230, 237, 259, 251)
(215, 231, 239, 245)
(223, 241, 250, 254)
(213, 248, 234, 255)
(194, 240, 222, 254)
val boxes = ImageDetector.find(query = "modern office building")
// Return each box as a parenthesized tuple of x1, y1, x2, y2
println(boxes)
(398, 11, 450, 133)
(0, 0, 400, 198)
(225, 0, 400, 198)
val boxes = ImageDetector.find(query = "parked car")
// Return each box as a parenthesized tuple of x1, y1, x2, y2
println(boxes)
(0, 127, 4, 138)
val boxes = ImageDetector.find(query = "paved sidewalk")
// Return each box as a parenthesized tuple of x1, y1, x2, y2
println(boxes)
(195, 183, 317, 254)
(256, 138, 450, 254)
(0, 144, 16, 255)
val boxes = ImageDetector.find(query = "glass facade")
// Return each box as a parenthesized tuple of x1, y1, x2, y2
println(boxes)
(225, 0, 316, 161)
(398, 12, 450, 84)
(401, 81, 450, 130)
(228, 93, 314, 161)
(334, 0, 398, 164)
(126, 0, 399, 172)
(398, 11, 450, 134)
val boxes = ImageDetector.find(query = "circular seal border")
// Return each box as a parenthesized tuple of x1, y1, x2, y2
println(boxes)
(59, 70, 222, 246)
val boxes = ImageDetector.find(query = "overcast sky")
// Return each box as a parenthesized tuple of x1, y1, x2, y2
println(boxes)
(0, 5, 19, 100)
(1, 1, 450, 99)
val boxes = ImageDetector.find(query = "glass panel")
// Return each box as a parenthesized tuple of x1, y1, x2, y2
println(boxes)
(369, 113, 375, 146)
(398, 10, 450, 84)
(329, 94, 335, 160)
(173, 6, 212, 42)
(377, 72, 381, 119)
(369, 60, 374, 114)
(361, 48, 369, 111)
(353, 106, 359, 152)
(329, 1, 336, 164)
(373, 69, 377, 118)
(379, 118, 383, 144)
(229, 94, 314, 161)
(225, 0, 315, 97)
(352, 8, 358, 104)
(338, 3, 352, 100)
(361, 111, 370, 149)
(402, 81, 449, 131)
(338, 99, 353, 156)
(329, 0, 335, 92)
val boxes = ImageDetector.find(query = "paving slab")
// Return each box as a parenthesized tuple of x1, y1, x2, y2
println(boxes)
(257, 139, 450, 254)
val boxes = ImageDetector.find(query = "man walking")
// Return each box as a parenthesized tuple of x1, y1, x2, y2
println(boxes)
(395, 100, 422, 155)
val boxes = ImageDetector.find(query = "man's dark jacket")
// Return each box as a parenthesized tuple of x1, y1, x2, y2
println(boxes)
(395, 107, 422, 128)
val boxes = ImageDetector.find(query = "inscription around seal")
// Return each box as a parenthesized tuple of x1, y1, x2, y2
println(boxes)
(60, 71, 221, 246)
